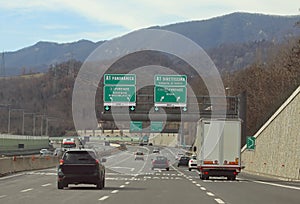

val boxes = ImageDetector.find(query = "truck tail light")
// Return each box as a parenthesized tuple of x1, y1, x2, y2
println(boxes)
(95, 159, 99, 164)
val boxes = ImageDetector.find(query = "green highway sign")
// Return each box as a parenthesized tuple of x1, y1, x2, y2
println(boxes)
(154, 86, 187, 107)
(155, 75, 187, 86)
(151, 121, 163, 132)
(104, 74, 136, 85)
(104, 85, 136, 106)
(130, 121, 143, 132)
(246, 136, 256, 150)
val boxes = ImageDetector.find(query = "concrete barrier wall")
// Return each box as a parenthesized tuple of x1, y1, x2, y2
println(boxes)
(0, 135, 49, 151)
(0, 155, 59, 176)
(241, 86, 300, 180)
(149, 133, 178, 147)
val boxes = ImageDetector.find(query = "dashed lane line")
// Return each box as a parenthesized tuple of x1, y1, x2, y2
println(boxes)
(41, 183, 52, 187)
(119, 185, 125, 188)
(206, 192, 215, 197)
(215, 198, 225, 204)
(20, 188, 33, 193)
(111, 190, 119, 194)
(98, 196, 109, 201)
(0, 195, 7, 199)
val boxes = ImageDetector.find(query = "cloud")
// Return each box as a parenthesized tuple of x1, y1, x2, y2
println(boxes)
(1, 0, 299, 31)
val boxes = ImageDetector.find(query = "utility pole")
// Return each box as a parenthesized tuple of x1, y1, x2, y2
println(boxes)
(7, 105, 11, 134)
(32, 113, 36, 136)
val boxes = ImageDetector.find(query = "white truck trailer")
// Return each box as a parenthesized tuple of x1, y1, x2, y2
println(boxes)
(194, 118, 242, 180)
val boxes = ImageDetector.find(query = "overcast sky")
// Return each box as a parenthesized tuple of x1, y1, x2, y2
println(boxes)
(0, 0, 299, 51)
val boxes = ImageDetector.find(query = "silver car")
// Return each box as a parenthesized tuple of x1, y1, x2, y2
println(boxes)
(151, 156, 170, 171)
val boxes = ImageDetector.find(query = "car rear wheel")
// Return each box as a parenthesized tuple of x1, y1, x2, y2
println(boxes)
(57, 181, 64, 189)
(96, 178, 104, 189)
(166, 167, 169, 171)
(188, 168, 191, 171)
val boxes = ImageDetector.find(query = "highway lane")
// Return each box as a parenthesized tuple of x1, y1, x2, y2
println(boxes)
(0, 144, 299, 204)
(179, 168, 300, 204)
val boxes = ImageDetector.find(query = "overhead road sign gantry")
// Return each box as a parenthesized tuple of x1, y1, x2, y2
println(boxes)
(130, 121, 143, 132)
(103, 74, 136, 107)
(154, 86, 187, 106)
(104, 74, 136, 85)
(155, 75, 187, 86)
(103, 85, 136, 106)
(154, 75, 187, 108)
(150, 121, 163, 132)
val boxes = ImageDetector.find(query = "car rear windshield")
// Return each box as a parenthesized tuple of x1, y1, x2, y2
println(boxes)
(155, 156, 167, 163)
(63, 151, 97, 164)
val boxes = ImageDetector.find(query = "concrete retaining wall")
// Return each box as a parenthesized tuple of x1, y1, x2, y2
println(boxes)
(0, 155, 58, 176)
(241, 86, 300, 180)
(149, 133, 178, 147)
(0, 135, 49, 151)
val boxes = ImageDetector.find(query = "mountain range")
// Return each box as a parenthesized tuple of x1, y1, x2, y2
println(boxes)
(1, 12, 300, 76)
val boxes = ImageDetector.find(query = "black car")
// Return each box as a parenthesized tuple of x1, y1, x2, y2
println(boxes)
(57, 149, 106, 189)
(177, 156, 190, 167)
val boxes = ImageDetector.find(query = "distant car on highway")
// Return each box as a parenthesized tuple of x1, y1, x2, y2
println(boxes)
(53, 148, 64, 156)
(134, 151, 144, 160)
(152, 156, 170, 171)
(57, 149, 106, 189)
(152, 148, 160, 153)
(40, 149, 52, 156)
(188, 155, 197, 171)
(177, 156, 190, 167)
(175, 153, 184, 160)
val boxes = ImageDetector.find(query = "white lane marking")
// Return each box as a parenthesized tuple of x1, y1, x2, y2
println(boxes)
(119, 185, 125, 188)
(196, 184, 201, 187)
(99, 196, 109, 201)
(125, 182, 130, 185)
(200, 187, 206, 191)
(0, 173, 25, 180)
(253, 180, 300, 190)
(206, 192, 215, 196)
(20, 188, 33, 193)
(111, 190, 119, 194)
(41, 183, 51, 187)
(0, 195, 7, 199)
(192, 181, 197, 184)
(215, 198, 225, 204)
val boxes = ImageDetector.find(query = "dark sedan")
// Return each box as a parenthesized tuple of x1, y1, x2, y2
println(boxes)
(177, 156, 190, 167)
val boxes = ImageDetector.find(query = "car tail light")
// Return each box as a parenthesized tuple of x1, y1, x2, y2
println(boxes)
(59, 159, 64, 165)
(204, 172, 209, 175)
(233, 171, 238, 175)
